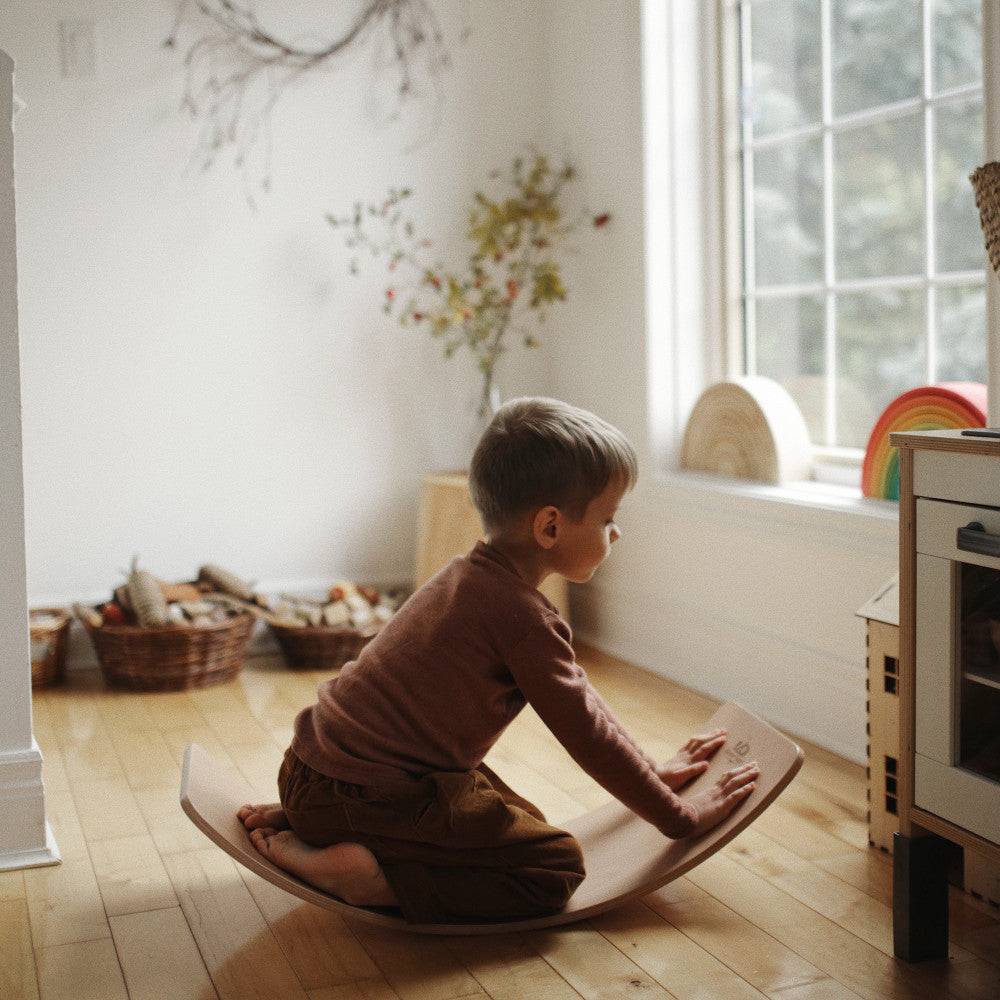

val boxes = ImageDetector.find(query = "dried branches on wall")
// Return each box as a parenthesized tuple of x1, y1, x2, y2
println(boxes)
(164, 0, 455, 198)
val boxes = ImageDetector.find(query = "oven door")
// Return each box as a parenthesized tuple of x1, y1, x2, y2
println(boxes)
(914, 498, 1000, 846)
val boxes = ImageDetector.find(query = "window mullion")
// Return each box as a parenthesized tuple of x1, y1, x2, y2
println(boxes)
(739, 0, 756, 377)
(923, 0, 937, 384)
(822, 0, 836, 449)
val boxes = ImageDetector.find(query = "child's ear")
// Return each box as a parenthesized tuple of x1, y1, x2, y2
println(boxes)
(532, 506, 561, 549)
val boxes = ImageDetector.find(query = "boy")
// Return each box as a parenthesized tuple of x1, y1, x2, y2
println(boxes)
(240, 397, 758, 924)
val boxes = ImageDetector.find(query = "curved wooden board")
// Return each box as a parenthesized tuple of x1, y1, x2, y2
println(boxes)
(180, 700, 803, 935)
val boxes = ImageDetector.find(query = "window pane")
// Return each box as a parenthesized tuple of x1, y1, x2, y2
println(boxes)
(735, 0, 984, 460)
(837, 289, 925, 448)
(755, 294, 825, 442)
(832, 1, 922, 117)
(836, 114, 924, 281)
(935, 97, 986, 274)
(937, 284, 987, 383)
(747, 0, 822, 135)
(752, 137, 824, 286)
(932, 0, 983, 92)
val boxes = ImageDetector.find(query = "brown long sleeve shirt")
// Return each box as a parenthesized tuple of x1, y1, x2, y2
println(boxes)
(291, 541, 697, 838)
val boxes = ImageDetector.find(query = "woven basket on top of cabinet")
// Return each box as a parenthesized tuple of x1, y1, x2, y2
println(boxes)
(79, 611, 255, 691)
(971, 161, 1000, 279)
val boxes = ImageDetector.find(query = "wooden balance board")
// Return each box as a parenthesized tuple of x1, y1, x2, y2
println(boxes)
(180, 700, 803, 935)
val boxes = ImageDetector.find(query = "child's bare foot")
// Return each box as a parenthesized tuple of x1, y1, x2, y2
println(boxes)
(249, 829, 399, 908)
(238, 803, 290, 832)
(656, 728, 728, 791)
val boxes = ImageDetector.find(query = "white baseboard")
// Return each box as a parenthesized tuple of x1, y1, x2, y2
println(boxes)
(0, 744, 61, 870)
(0, 824, 60, 872)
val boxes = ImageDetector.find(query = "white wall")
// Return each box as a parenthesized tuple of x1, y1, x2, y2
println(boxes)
(2, 1, 895, 763)
(1, 1, 554, 608)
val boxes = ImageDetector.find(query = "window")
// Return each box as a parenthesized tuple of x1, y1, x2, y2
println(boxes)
(734, 0, 985, 463)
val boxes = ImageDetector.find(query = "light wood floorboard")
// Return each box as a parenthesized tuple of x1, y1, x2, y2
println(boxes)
(11, 644, 998, 1000)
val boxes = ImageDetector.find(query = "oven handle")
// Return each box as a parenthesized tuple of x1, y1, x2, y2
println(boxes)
(956, 521, 1000, 558)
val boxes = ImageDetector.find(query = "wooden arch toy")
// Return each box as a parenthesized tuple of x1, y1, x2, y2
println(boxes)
(180, 701, 803, 935)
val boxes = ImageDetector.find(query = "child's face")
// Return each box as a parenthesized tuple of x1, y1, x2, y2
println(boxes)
(549, 479, 627, 584)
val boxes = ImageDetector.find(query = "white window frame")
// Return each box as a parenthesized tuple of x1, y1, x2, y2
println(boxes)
(644, 0, 1000, 499)
(735, 0, 989, 469)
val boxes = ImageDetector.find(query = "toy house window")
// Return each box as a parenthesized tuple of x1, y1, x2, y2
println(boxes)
(883, 654, 899, 694)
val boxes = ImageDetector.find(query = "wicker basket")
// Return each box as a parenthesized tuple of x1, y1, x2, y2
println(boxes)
(971, 162, 1000, 279)
(269, 622, 378, 671)
(30, 608, 71, 689)
(81, 611, 255, 691)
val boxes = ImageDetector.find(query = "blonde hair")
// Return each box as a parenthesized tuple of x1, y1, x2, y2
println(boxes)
(469, 397, 638, 533)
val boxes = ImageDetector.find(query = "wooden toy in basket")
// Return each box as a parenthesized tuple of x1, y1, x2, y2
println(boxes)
(73, 562, 261, 692)
(266, 582, 403, 671)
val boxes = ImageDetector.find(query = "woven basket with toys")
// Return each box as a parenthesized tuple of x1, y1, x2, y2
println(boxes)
(74, 561, 260, 692)
(266, 582, 403, 671)
(29, 608, 72, 689)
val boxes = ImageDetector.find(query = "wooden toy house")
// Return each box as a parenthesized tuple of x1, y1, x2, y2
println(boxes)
(858, 575, 999, 907)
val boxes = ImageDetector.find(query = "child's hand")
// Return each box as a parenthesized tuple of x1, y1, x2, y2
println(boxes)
(686, 761, 760, 837)
(655, 728, 727, 790)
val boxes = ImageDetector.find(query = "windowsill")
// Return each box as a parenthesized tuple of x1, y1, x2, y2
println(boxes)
(645, 466, 900, 539)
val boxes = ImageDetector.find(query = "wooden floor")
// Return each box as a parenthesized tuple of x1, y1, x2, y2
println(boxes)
(5, 644, 1000, 1000)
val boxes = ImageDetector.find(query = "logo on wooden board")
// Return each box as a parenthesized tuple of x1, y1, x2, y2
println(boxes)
(723, 736, 752, 766)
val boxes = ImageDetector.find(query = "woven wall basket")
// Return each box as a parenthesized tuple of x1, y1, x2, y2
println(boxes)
(971, 162, 1000, 279)
(82, 612, 255, 691)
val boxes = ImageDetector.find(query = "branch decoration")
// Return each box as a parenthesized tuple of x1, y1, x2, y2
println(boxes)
(164, 0, 454, 196)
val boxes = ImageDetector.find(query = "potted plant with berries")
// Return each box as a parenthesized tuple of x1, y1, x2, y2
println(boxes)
(328, 152, 610, 419)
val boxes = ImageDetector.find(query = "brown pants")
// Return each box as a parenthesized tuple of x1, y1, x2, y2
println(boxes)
(278, 749, 586, 924)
